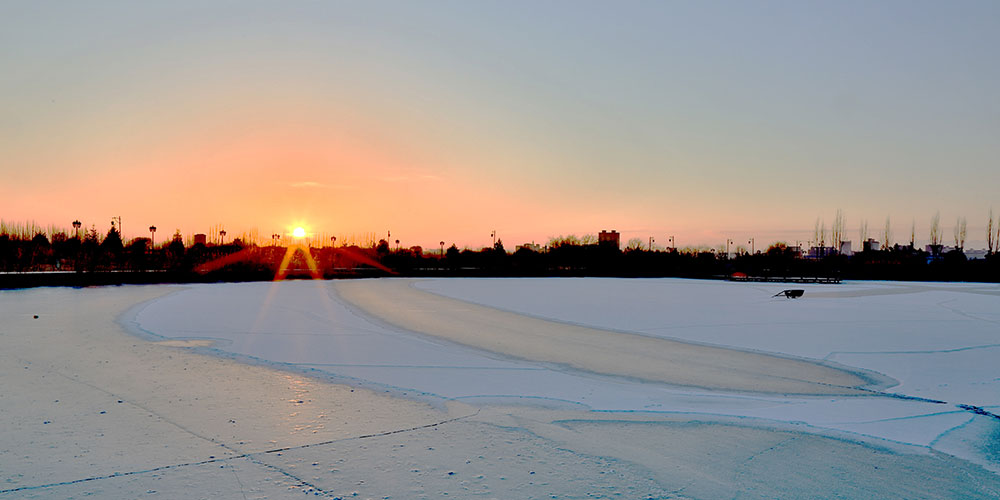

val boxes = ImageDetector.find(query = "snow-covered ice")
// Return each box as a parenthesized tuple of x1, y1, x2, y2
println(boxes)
(130, 278, 1000, 469)
(5, 279, 1000, 498)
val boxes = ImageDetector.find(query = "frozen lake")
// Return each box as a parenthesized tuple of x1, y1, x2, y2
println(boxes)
(129, 278, 1000, 470)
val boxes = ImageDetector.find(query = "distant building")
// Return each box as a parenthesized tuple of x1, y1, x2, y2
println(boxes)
(193, 233, 207, 245)
(518, 242, 542, 253)
(806, 246, 836, 259)
(839, 240, 852, 256)
(863, 238, 880, 252)
(964, 248, 987, 260)
(598, 230, 620, 249)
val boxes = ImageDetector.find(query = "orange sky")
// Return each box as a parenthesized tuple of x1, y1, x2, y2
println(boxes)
(2, 2, 998, 250)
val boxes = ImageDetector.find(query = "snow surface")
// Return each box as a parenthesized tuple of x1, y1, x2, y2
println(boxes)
(131, 278, 1000, 468)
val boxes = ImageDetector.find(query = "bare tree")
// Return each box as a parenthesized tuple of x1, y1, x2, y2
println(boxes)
(954, 217, 967, 251)
(993, 213, 1000, 252)
(625, 238, 645, 251)
(929, 212, 942, 246)
(831, 209, 845, 252)
(988, 209, 995, 254)
(814, 218, 827, 249)
(882, 216, 892, 250)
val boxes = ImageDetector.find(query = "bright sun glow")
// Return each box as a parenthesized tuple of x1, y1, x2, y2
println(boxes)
(292, 227, 306, 238)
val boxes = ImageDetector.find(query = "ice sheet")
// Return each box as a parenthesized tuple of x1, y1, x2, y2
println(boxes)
(131, 278, 1000, 468)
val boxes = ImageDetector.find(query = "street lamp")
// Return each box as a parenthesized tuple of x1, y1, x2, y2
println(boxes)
(149, 226, 156, 248)
(748, 237, 754, 255)
(726, 239, 734, 259)
(440, 241, 445, 257)
(491, 230, 496, 246)
(669, 235, 675, 251)
(272, 233, 281, 246)
(219, 229, 226, 245)
(649, 236, 655, 251)
(395, 239, 400, 251)
(331, 236, 337, 247)
(72, 220, 82, 239)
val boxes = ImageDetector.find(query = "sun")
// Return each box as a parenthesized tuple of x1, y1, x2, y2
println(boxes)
(292, 227, 306, 238)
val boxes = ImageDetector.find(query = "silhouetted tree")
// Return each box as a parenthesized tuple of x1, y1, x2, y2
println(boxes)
(814, 218, 827, 253)
(0, 233, 11, 271)
(954, 216, 967, 251)
(29, 232, 50, 269)
(52, 231, 79, 270)
(126, 238, 149, 270)
(831, 209, 845, 252)
(882, 216, 892, 250)
(101, 226, 124, 267)
(79, 225, 100, 271)
(988, 209, 995, 255)
(929, 212, 942, 247)
(548, 235, 582, 247)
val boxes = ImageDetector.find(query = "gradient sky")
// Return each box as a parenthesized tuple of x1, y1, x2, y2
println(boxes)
(2, 1, 998, 249)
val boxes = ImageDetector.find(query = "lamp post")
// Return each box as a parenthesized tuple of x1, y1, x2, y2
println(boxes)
(149, 226, 156, 248)
(669, 235, 675, 251)
(331, 236, 336, 248)
(491, 230, 496, 247)
(110, 216, 122, 236)
(748, 237, 754, 255)
(219, 230, 226, 245)
(726, 238, 734, 259)
(72, 220, 82, 239)
(440, 241, 445, 258)
(649, 236, 655, 251)
(395, 239, 400, 251)
(272, 233, 280, 246)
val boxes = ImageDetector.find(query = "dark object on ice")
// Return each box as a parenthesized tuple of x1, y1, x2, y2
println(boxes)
(33, 315, 38, 319)
(773, 289, 804, 298)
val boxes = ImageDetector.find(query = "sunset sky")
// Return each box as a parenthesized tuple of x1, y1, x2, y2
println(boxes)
(2, 1, 998, 250)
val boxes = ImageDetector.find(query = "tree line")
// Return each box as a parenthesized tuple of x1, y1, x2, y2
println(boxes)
(1, 217, 999, 288)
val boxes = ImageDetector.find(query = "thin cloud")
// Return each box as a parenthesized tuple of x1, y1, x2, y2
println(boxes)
(290, 181, 360, 190)
(290, 181, 324, 188)
(379, 172, 442, 183)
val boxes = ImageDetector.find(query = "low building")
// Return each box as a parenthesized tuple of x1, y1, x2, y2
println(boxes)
(806, 246, 837, 259)
(598, 230, 620, 249)
(518, 242, 542, 253)
(964, 248, 987, 260)
(193, 233, 207, 246)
